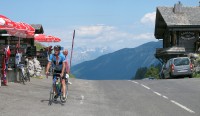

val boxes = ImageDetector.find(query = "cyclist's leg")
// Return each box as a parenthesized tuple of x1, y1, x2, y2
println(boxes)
(61, 78, 66, 97)
(61, 72, 67, 100)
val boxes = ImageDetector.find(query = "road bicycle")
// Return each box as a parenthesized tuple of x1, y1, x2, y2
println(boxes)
(48, 73, 68, 105)
(17, 64, 30, 84)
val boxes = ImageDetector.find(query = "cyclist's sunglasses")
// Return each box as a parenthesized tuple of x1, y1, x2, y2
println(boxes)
(54, 48, 60, 51)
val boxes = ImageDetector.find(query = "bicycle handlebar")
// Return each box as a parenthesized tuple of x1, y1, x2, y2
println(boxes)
(46, 73, 62, 79)
(17, 64, 25, 68)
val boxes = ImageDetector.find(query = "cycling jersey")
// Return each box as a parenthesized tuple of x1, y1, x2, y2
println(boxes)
(48, 52, 66, 71)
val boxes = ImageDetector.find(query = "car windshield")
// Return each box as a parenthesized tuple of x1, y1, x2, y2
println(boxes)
(174, 58, 189, 66)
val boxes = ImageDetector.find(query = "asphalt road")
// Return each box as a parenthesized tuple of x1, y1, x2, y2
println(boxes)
(0, 77, 200, 116)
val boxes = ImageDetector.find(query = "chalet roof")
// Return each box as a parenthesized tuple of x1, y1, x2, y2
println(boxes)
(155, 2, 200, 39)
(30, 24, 44, 34)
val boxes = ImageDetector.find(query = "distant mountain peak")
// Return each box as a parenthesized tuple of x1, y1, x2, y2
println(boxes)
(72, 46, 113, 65)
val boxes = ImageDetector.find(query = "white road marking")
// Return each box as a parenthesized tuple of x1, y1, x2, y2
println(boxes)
(130, 81, 195, 114)
(171, 100, 195, 114)
(141, 84, 151, 90)
(153, 91, 162, 96)
(131, 81, 139, 84)
(80, 95, 84, 104)
(162, 95, 168, 99)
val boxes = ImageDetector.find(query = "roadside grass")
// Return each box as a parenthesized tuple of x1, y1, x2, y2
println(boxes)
(69, 73, 76, 78)
(34, 75, 45, 79)
(33, 73, 76, 79)
(193, 73, 200, 78)
(35, 42, 46, 51)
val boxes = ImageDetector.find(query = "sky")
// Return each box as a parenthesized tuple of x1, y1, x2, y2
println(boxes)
(0, 0, 199, 51)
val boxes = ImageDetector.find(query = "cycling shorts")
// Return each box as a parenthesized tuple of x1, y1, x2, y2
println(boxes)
(53, 70, 66, 80)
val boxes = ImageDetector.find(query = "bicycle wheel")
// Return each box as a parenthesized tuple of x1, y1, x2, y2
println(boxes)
(65, 78, 69, 99)
(26, 69, 30, 82)
(48, 85, 55, 105)
(19, 69, 25, 85)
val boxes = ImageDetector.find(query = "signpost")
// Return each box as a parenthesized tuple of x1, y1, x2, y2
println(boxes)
(70, 30, 75, 70)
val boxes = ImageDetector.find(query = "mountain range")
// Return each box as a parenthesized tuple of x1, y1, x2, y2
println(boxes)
(71, 47, 112, 65)
(71, 41, 162, 80)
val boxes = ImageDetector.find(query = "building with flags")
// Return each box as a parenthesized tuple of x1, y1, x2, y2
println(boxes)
(0, 24, 44, 68)
(0, 24, 44, 83)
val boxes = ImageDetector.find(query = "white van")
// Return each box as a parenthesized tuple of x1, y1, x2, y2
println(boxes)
(163, 57, 193, 78)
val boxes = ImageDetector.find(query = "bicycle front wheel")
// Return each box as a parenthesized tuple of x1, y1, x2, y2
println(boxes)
(19, 69, 25, 85)
(49, 85, 55, 105)
(65, 79, 69, 99)
(26, 70, 30, 82)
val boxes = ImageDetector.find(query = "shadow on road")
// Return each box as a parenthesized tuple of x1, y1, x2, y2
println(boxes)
(40, 99, 65, 106)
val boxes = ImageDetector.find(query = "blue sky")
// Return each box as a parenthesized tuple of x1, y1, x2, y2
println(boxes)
(0, 0, 198, 51)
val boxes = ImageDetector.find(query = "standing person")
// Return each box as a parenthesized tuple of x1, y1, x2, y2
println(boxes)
(46, 45, 67, 101)
(63, 49, 72, 85)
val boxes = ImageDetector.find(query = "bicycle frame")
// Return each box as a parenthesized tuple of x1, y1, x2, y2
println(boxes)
(53, 74, 62, 96)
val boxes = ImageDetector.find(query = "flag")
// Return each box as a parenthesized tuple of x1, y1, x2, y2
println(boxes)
(6, 45, 11, 59)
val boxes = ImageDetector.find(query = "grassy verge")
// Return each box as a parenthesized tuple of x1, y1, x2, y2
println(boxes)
(34, 42, 46, 51)
(33, 73, 76, 79)
(69, 73, 76, 78)
(193, 73, 200, 78)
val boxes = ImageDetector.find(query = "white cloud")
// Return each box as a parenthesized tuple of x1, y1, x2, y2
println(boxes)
(134, 33, 154, 40)
(76, 24, 115, 37)
(44, 24, 156, 51)
(140, 12, 156, 25)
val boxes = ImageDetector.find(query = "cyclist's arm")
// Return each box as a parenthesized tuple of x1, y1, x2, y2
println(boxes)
(46, 54, 53, 75)
(66, 61, 70, 74)
(46, 61, 52, 74)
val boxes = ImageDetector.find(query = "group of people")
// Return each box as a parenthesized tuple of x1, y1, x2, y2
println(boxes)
(45, 45, 72, 101)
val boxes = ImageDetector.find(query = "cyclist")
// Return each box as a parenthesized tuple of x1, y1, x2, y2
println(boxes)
(46, 45, 67, 101)
(63, 49, 72, 84)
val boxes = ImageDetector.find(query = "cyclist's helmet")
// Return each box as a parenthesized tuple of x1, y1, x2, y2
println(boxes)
(54, 45, 61, 51)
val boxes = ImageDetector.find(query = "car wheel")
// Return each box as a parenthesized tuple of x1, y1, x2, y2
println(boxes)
(169, 73, 173, 79)
(162, 74, 165, 79)
(189, 75, 193, 78)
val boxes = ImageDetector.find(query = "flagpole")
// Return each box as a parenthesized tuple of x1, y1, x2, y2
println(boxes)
(70, 30, 75, 71)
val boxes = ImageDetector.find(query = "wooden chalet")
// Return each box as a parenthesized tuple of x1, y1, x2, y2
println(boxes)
(154, 2, 200, 63)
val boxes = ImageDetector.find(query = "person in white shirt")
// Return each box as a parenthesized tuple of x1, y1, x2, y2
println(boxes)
(63, 49, 72, 85)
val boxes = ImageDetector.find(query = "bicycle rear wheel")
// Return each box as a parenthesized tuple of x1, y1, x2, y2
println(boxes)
(26, 70, 30, 82)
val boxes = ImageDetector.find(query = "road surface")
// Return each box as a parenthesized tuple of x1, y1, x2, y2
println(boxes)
(0, 77, 200, 116)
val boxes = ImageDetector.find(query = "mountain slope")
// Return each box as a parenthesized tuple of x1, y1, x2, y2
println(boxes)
(71, 41, 162, 80)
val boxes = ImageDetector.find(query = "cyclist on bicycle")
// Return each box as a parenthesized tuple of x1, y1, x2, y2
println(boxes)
(46, 45, 67, 101)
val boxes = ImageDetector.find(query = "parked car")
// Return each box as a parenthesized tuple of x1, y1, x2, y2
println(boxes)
(162, 57, 193, 79)
(142, 77, 156, 80)
(159, 63, 166, 79)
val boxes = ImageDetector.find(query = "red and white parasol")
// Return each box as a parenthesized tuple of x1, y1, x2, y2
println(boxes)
(34, 34, 61, 42)
(0, 15, 16, 34)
